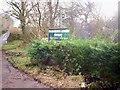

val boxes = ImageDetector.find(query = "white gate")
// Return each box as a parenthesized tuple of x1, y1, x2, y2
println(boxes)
(0, 31, 10, 49)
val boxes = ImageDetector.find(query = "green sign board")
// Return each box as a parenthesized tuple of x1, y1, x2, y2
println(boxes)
(48, 28, 69, 41)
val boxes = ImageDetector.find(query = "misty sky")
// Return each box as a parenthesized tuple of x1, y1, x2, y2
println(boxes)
(0, 0, 119, 27)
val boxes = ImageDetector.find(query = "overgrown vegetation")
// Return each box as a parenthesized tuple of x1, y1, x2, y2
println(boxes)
(3, 40, 23, 50)
(3, 40, 85, 88)
(29, 38, 120, 88)
(3, 37, 120, 88)
(2, 0, 119, 88)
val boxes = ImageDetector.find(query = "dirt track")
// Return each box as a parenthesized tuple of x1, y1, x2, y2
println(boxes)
(1, 50, 50, 88)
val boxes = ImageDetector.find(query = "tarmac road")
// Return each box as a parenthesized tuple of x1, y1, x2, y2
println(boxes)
(0, 32, 50, 89)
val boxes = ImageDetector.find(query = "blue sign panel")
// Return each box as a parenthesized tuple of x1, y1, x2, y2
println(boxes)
(48, 28, 69, 41)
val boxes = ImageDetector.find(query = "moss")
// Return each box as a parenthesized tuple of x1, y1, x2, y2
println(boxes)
(3, 40, 23, 50)
(6, 48, 27, 54)
(3, 44, 17, 50)
(9, 57, 31, 70)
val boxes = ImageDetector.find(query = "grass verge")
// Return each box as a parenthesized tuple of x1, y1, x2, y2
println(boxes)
(3, 40, 85, 88)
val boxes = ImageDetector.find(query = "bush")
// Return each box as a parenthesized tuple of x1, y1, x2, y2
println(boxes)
(28, 39, 120, 84)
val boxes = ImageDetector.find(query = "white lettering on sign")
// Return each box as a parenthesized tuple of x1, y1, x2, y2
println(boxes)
(54, 34, 62, 37)
(49, 30, 69, 33)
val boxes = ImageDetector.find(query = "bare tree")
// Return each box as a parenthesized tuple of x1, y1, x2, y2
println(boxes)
(63, 1, 95, 38)
(6, 0, 37, 35)
(47, 0, 59, 28)
(28, 1, 49, 39)
(63, 2, 78, 34)
(27, 0, 59, 38)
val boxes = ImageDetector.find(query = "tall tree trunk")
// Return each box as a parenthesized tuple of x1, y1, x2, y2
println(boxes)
(48, 0, 59, 28)
(21, 1, 26, 35)
(21, 20, 26, 35)
(48, 1, 54, 28)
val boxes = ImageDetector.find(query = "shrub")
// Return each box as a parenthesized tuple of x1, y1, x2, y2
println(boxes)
(28, 39, 120, 84)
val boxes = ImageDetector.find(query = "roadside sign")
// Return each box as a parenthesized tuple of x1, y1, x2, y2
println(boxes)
(48, 28, 69, 41)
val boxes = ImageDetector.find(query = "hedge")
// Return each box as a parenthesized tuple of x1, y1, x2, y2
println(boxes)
(28, 39, 120, 85)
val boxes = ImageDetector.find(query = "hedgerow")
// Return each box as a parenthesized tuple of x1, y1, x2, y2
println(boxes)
(28, 38, 120, 85)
